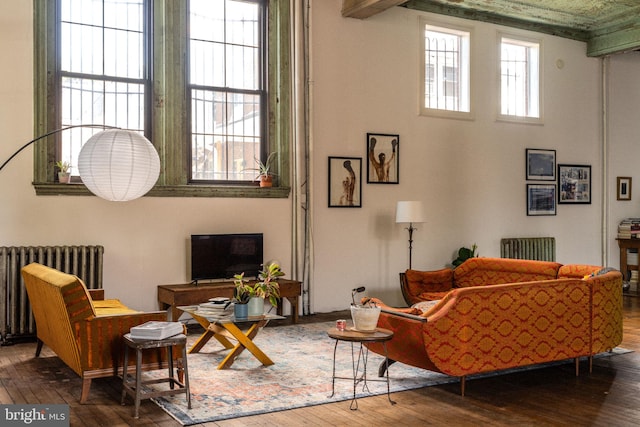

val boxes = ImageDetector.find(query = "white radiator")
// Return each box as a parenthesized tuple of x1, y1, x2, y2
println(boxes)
(500, 237, 555, 262)
(0, 245, 104, 343)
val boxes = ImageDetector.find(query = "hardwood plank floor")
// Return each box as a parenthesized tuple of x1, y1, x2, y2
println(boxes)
(1, 296, 639, 426)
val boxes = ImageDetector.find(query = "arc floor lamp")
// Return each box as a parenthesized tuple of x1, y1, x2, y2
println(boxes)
(0, 125, 160, 202)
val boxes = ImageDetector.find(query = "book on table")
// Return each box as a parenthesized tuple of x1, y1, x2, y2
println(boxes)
(130, 321, 184, 340)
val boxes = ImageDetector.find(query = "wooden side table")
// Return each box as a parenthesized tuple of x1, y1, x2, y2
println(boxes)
(327, 327, 396, 410)
(121, 333, 191, 419)
(617, 238, 640, 295)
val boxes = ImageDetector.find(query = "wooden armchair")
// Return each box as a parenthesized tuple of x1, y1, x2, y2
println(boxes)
(21, 263, 175, 403)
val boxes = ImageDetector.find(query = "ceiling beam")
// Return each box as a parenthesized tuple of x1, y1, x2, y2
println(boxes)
(342, 0, 407, 19)
(588, 19, 640, 57)
(403, 0, 589, 41)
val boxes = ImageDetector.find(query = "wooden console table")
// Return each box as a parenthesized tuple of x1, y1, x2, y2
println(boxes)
(617, 238, 640, 295)
(158, 279, 302, 323)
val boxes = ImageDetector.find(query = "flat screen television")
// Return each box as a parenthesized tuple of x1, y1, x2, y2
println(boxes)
(190, 233, 264, 282)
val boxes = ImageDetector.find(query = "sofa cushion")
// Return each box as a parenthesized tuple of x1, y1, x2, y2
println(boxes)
(405, 268, 453, 301)
(557, 264, 603, 279)
(93, 299, 139, 315)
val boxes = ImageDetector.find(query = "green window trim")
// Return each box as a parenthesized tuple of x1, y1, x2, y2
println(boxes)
(33, 0, 291, 199)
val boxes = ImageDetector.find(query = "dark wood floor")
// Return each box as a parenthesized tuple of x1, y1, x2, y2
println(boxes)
(2, 297, 640, 426)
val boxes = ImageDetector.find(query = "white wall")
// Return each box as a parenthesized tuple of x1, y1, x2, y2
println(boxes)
(607, 52, 640, 282)
(310, 1, 604, 310)
(2, 1, 635, 316)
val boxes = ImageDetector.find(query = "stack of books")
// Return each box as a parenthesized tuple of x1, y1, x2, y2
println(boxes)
(130, 321, 184, 340)
(618, 218, 640, 239)
(194, 297, 234, 320)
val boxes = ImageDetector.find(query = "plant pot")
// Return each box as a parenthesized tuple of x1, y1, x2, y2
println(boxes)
(248, 297, 264, 316)
(234, 302, 248, 319)
(259, 175, 273, 188)
(58, 172, 70, 184)
(350, 305, 381, 332)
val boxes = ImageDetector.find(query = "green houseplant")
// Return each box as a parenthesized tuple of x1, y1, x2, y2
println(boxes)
(55, 160, 71, 184)
(233, 261, 284, 316)
(251, 152, 277, 187)
(452, 243, 478, 267)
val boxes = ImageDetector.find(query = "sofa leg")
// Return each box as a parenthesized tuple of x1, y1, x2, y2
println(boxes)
(378, 358, 396, 377)
(589, 356, 593, 373)
(460, 376, 466, 396)
(35, 339, 43, 357)
(575, 358, 580, 376)
(80, 378, 92, 404)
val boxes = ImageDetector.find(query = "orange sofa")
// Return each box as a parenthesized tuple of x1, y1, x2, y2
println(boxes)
(366, 257, 623, 395)
(21, 263, 177, 403)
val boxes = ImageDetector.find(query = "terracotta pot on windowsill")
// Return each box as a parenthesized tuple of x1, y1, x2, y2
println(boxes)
(259, 175, 273, 187)
(58, 172, 71, 184)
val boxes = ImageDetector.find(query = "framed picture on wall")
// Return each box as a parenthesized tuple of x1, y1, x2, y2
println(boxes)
(328, 156, 362, 208)
(558, 164, 591, 204)
(526, 148, 556, 181)
(366, 133, 399, 184)
(527, 184, 557, 216)
(617, 177, 632, 201)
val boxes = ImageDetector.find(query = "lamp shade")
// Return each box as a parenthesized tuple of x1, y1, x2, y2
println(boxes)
(396, 201, 426, 223)
(78, 129, 160, 202)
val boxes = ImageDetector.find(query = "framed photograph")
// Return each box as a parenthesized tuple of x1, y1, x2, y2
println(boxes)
(367, 133, 399, 184)
(558, 164, 591, 204)
(526, 149, 556, 181)
(617, 177, 632, 201)
(527, 184, 557, 216)
(328, 157, 362, 208)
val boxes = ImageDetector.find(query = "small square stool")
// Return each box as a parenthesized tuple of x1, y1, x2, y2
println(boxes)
(121, 333, 191, 419)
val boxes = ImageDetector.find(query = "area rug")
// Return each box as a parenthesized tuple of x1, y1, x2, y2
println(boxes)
(148, 322, 631, 425)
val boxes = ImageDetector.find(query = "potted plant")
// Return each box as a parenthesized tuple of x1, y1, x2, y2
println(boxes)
(56, 160, 72, 184)
(233, 272, 253, 319)
(253, 261, 284, 308)
(250, 152, 278, 187)
(452, 243, 478, 267)
(233, 261, 284, 317)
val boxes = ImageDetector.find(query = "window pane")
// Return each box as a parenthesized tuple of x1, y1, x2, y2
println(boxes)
(189, 0, 264, 182)
(60, 0, 146, 175)
(191, 89, 260, 181)
(500, 36, 540, 119)
(423, 25, 469, 113)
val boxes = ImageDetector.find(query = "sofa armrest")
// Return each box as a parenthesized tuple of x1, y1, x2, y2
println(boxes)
(381, 307, 427, 321)
(87, 289, 104, 300)
(75, 311, 171, 371)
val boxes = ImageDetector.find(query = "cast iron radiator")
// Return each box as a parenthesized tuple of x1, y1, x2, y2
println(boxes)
(0, 245, 104, 344)
(500, 237, 555, 262)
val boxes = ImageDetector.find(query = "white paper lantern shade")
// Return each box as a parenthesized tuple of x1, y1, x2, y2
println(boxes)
(78, 129, 160, 202)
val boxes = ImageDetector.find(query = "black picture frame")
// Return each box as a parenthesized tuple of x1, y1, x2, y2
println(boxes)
(366, 133, 399, 184)
(617, 177, 632, 201)
(558, 164, 591, 204)
(328, 157, 362, 208)
(526, 148, 556, 181)
(527, 184, 557, 216)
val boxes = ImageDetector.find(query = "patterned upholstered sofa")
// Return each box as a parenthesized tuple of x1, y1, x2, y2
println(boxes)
(366, 257, 623, 395)
(21, 263, 176, 403)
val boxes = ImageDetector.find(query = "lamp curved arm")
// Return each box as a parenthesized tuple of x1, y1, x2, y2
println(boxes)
(0, 124, 119, 172)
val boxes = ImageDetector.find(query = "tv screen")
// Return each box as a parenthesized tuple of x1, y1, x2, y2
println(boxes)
(190, 233, 264, 281)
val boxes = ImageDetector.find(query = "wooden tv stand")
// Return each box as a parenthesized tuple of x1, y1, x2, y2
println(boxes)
(157, 279, 302, 323)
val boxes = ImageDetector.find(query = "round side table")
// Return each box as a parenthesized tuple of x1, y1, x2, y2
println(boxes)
(327, 327, 395, 410)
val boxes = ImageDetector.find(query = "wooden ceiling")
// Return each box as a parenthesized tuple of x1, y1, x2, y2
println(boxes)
(341, 0, 640, 57)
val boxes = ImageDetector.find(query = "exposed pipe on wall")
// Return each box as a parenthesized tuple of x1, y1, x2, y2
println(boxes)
(601, 56, 609, 267)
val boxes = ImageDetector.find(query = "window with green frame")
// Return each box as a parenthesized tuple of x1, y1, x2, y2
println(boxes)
(33, 0, 291, 198)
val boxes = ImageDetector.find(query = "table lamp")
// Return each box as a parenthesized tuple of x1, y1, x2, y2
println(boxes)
(0, 124, 160, 202)
(396, 201, 426, 269)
